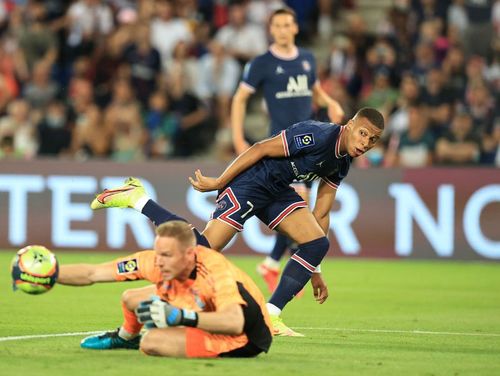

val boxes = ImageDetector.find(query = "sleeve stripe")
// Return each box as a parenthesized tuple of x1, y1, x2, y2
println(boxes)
(322, 177, 338, 190)
(280, 130, 289, 157)
(240, 82, 256, 93)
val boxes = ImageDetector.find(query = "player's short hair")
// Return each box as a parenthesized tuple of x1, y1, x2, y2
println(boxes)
(156, 221, 196, 250)
(355, 107, 385, 130)
(269, 7, 297, 24)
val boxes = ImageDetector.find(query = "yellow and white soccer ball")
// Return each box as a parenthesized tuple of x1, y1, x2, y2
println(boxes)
(11, 245, 59, 295)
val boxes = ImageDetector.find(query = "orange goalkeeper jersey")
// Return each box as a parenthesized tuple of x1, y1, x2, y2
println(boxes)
(112, 246, 272, 352)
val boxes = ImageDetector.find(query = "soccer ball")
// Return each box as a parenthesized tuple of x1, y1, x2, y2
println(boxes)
(11, 245, 59, 295)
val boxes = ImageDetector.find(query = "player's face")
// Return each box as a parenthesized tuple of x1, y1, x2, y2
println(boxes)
(154, 236, 195, 281)
(269, 14, 298, 47)
(345, 117, 382, 157)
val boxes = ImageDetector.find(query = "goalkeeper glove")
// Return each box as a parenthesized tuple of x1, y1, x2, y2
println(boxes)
(135, 299, 198, 328)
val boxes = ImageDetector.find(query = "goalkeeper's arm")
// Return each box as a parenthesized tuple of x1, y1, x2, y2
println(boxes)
(58, 263, 116, 286)
(137, 300, 245, 335)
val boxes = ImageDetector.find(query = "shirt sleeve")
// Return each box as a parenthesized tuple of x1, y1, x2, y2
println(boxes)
(241, 56, 265, 92)
(322, 173, 342, 190)
(111, 250, 159, 283)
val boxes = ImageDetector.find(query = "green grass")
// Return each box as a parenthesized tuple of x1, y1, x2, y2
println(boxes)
(1, 251, 500, 376)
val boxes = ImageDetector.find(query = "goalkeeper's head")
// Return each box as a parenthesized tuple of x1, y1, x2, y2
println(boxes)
(154, 221, 197, 282)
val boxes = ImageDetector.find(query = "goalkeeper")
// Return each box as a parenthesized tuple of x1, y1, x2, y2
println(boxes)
(59, 220, 272, 358)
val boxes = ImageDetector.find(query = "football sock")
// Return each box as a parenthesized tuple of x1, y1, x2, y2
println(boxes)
(268, 237, 329, 310)
(120, 302, 142, 338)
(269, 234, 289, 262)
(141, 200, 211, 247)
(263, 256, 280, 270)
(266, 303, 282, 316)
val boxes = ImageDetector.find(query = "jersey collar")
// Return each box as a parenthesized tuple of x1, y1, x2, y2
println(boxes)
(269, 45, 299, 60)
(335, 126, 348, 159)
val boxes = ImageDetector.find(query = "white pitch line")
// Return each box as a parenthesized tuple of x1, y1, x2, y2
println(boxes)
(0, 331, 102, 342)
(294, 327, 500, 338)
(1, 327, 500, 343)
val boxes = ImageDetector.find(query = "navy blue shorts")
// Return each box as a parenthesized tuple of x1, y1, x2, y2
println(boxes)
(211, 182, 307, 232)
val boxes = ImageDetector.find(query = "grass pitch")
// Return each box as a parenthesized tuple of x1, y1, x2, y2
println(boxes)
(1, 251, 500, 376)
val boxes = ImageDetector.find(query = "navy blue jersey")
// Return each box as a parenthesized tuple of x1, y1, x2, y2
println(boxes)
(242, 48, 317, 135)
(233, 121, 352, 195)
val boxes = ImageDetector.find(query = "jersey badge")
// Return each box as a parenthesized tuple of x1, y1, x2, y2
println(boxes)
(294, 133, 315, 149)
(302, 60, 311, 72)
(117, 259, 138, 274)
(275, 65, 285, 74)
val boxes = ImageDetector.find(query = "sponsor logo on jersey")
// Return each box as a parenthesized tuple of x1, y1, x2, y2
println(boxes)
(290, 161, 319, 182)
(117, 259, 138, 274)
(294, 133, 315, 149)
(275, 74, 312, 99)
(302, 60, 311, 72)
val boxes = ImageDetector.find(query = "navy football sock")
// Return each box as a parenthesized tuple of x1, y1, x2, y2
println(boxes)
(269, 234, 289, 262)
(268, 237, 329, 310)
(141, 200, 210, 247)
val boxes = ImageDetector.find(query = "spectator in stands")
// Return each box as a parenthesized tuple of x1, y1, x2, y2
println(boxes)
(0, 99, 37, 159)
(166, 41, 199, 99)
(386, 103, 435, 167)
(387, 72, 421, 136)
(104, 78, 145, 161)
(150, 0, 193, 68)
(123, 22, 161, 107)
(435, 111, 481, 165)
(442, 46, 468, 101)
(37, 100, 72, 156)
(360, 67, 398, 119)
(196, 39, 241, 131)
(14, 1, 58, 80)
(143, 90, 177, 158)
(420, 67, 454, 137)
(23, 62, 59, 111)
(215, 1, 267, 65)
(69, 79, 107, 159)
(66, 0, 114, 59)
(411, 42, 436, 86)
(167, 66, 214, 157)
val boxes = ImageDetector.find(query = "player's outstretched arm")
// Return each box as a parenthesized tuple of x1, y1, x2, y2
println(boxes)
(58, 262, 116, 286)
(189, 134, 286, 192)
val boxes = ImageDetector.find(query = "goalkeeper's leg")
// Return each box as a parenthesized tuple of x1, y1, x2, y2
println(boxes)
(80, 285, 155, 350)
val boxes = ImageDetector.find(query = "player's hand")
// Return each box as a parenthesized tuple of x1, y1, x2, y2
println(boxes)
(327, 100, 345, 124)
(234, 138, 250, 155)
(311, 272, 329, 304)
(188, 169, 221, 192)
(136, 299, 198, 328)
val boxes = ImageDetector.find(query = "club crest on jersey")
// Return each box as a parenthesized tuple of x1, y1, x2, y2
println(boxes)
(294, 133, 315, 149)
(275, 65, 285, 74)
(216, 200, 227, 211)
(302, 60, 311, 72)
(117, 259, 138, 274)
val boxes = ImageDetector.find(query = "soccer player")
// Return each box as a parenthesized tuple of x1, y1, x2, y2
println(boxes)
(231, 7, 345, 292)
(59, 221, 272, 358)
(92, 107, 384, 336)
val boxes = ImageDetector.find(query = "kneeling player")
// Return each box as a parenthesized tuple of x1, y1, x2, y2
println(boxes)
(59, 221, 272, 358)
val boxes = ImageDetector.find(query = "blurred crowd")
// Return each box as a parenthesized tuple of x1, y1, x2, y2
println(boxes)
(0, 0, 498, 166)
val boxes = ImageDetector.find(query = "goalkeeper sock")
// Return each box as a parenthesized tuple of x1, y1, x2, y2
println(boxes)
(268, 237, 329, 310)
(141, 200, 210, 247)
(121, 302, 142, 338)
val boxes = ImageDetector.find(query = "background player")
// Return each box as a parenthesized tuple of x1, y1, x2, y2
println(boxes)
(58, 221, 272, 358)
(91, 108, 384, 336)
(231, 7, 345, 292)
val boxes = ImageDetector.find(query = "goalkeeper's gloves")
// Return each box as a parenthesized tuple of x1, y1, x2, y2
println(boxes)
(135, 299, 198, 328)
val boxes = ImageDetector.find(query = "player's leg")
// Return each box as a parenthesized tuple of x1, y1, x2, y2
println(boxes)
(270, 208, 328, 313)
(140, 327, 263, 358)
(80, 285, 156, 350)
(140, 327, 188, 357)
(90, 177, 210, 247)
(258, 183, 310, 293)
